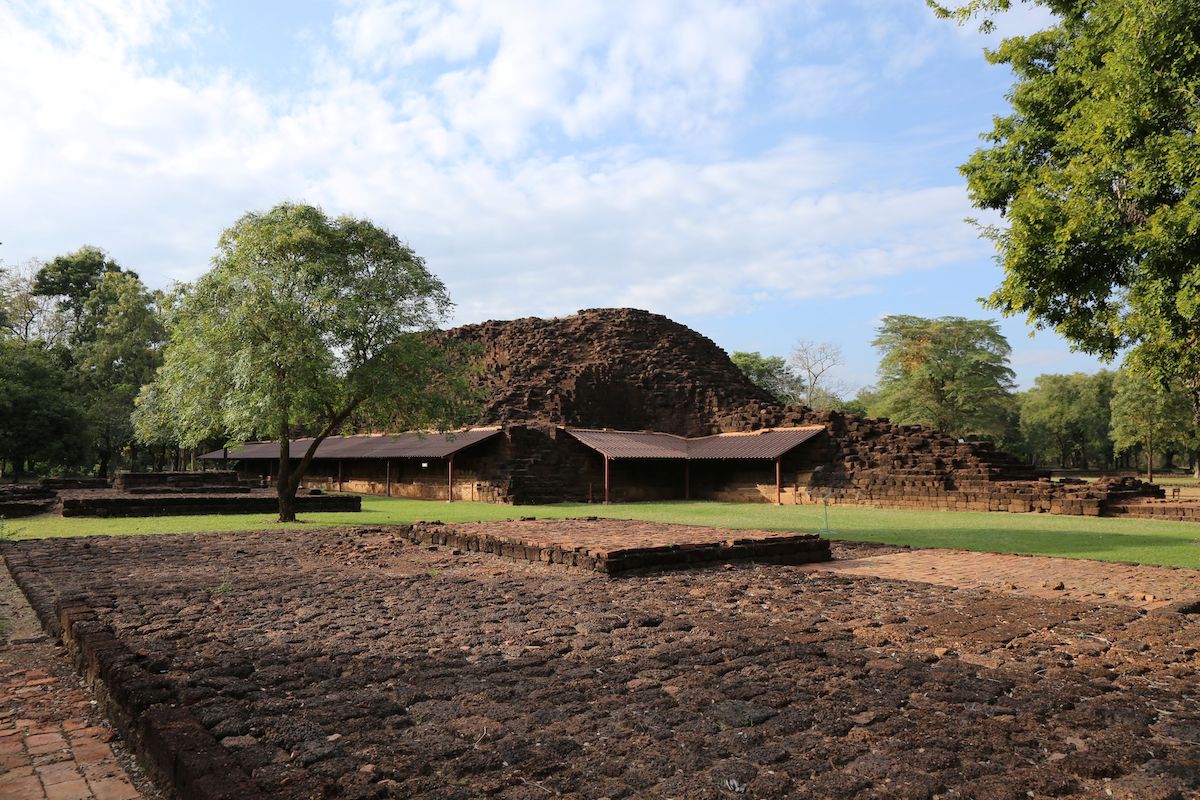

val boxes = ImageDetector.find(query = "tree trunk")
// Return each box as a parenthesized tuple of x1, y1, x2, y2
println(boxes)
(277, 414, 295, 523)
(98, 451, 110, 479)
(1145, 435, 1154, 483)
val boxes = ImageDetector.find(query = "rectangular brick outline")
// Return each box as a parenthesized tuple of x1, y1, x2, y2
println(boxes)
(398, 522, 831, 573)
(0, 522, 829, 799)
(2, 543, 267, 800)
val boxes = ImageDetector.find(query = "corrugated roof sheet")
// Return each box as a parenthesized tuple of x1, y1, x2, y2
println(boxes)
(564, 426, 824, 460)
(199, 428, 503, 461)
(565, 429, 691, 460)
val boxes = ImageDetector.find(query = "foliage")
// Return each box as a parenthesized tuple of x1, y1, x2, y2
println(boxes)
(730, 351, 804, 404)
(0, 261, 70, 347)
(1019, 371, 1114, 468)
(74, 272, 165, 475)
(789, 340, 846, 408)
(33, 245, 123, 331)
(0, 339, 89, 477)
(869, 315, 1016, 437)
(1110, 368, 1193, 480)
(941, 0, 1200, 450)
(150, 202, 480, 521)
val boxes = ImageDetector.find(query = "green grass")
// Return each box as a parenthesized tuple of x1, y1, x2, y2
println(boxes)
(7, 497, 1200, 569)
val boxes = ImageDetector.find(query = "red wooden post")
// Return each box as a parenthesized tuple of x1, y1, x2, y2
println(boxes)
(385, 459, 392, 497)
(604, 455, 610, 504)
(338, 459, 344, 492)
(447, 454, 455, 502)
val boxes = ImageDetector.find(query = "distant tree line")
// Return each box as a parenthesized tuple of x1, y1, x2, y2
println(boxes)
(0, 247, 168, 478)
(733, 314, 1197, 479)
(1, 202, 478, 523)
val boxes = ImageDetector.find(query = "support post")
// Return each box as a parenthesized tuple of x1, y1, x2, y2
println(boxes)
(338, 459, 344, 492)
(385, 459, 392, 497)
(775, 457, 782, 505)
(447, 454, 454, 502)
(604, 456, 611, 504)
(684, 460, 690, 500)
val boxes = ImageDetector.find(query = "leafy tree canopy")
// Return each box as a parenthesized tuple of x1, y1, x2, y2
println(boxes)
(1110, 367, 1193, 480)
(1018, 371, 1114, 467)
(0, 339, 89, 477)
(936, 0, 1200, 435)
(151, 202, 479, 521)
(730, 351, 804, 405)
(73, 271, 166, 475)
(33, 245, 124, 327)
(870, 315, 1016, 437)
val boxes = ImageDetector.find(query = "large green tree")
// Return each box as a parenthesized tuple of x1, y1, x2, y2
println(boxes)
(935, 0, 1200, 450)
(870, 315, 1016, 437)
(1019, 371, 1114, 468)
(150, 202, 478, 521)
(1110, 368, 1192, 481)
(33, 245, 123, 333)
(0, 340, 89, 478)
(75, 271, 165, 476)
(730, 351, 804, 405)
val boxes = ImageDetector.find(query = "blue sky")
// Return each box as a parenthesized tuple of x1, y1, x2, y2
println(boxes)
(0, 0, 1110, 391)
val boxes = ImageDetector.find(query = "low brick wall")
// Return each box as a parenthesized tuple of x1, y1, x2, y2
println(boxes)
(113, 470, 244, 492)
(1108, 499, 1200, 522)
(61, 492, 360, 517)
(400, 519, 831, 574)
(0, 484, 57, 518)
(1, 544, 266, 800)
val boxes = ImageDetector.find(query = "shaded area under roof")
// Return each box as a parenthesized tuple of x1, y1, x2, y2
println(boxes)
(564, 426, 824, 460)
(199, 428, 503, 461)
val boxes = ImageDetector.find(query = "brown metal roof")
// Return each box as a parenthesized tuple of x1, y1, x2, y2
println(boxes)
(565, 429, 690, 460)
(564, 426, 824, 460)
(199, 428, 503, 461)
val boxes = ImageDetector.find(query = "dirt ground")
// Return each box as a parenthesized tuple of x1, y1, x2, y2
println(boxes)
(4, 525, 1200, 800)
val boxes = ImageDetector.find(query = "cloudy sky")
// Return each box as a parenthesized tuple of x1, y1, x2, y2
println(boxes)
(0, 0, 1108, 390)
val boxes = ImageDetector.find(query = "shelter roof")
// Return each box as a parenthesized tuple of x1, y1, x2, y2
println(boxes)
(199, 428, 503, 461)
(563, 426, 824, 460)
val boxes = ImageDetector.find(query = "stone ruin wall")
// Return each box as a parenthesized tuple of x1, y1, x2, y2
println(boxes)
(715, 404, 1164, 515)
(448, 309, 1168, 515)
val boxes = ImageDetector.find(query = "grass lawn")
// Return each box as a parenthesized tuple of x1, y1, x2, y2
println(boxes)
(5, 497, 1200, 569)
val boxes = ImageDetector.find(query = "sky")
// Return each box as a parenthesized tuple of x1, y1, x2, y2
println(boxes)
(0, 0, 1112, 392)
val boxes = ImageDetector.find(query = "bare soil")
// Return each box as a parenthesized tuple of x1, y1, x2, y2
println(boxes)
(5, 525, 1200, 799)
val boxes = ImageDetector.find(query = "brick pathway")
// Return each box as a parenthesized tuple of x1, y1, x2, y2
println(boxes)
(808, 547, 1200, 609)
(1, 559, 149, 800)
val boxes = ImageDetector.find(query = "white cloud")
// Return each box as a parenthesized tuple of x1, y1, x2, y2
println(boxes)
(334, 0, 771, 155)
(1, 0, 993, 333)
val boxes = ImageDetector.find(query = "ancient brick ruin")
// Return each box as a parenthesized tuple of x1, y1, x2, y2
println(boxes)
(207, 307, 1182, 518)
(438, 308, 1170, 516)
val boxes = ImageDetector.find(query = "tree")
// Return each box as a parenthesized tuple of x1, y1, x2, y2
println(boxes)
(149, 202, 479, 522)
(0, 340, 89, 478)
(730, 351, 804, 404)
(33, 245, 123, 333)
(870, 315, 1016, 437)
(74, 272, 165, 476)
(935, 0, 1200, 466)
(789, 340, 846, 409)
(1110, 368, 1191, 482)
(1019, 371, 1114, 468)
(0, 261, 70, 347)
